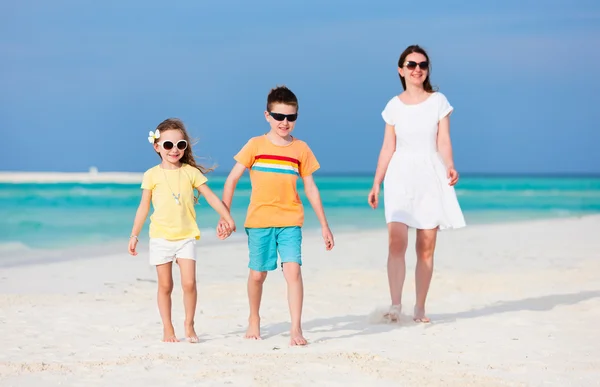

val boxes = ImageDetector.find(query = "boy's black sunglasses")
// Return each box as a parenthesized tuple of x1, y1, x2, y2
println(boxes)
(269, 112, 298, 122)
(405, 61, 429, 70)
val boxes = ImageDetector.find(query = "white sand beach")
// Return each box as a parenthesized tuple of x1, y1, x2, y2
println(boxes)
(1, 216, 599, 387)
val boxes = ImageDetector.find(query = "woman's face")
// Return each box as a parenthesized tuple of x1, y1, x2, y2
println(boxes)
(398, 52, 429, 88)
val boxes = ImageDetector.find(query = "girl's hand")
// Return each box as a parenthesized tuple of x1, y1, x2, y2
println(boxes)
(368, 184, 380, 209)
(216, 218, 235, 240)
(128, 236, 138, 256)
(447, 167, 459, 186)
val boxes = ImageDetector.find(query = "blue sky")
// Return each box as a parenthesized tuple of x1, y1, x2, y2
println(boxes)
(1, 0, 599, 175)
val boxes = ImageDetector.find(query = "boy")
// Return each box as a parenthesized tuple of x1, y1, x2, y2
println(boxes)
(217, 85, 334, 346)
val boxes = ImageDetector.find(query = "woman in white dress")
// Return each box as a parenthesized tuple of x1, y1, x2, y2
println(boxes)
(368, 45, 465, 323)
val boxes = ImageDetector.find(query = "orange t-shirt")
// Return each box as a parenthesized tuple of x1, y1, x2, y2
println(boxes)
(234, 135, 320, 228)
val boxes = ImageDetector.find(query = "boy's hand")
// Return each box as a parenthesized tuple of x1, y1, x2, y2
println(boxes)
(128, 236, 138, 256)
(216, 218, 236, 240)
(322, 226, 334, 251)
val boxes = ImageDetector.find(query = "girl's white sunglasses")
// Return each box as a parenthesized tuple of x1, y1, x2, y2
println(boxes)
(158, 140, 188, 151)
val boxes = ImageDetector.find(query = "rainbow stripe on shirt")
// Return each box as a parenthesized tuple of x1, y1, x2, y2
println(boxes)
(252, 154, 300, 175)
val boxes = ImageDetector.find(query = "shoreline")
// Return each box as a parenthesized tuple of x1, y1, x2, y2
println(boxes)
(3, 214, 599, 269)
(2, 171, 600, 184)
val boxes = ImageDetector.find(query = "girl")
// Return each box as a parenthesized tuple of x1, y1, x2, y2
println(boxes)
(128, 118, 235, 343)
(368, 45, 466, 323)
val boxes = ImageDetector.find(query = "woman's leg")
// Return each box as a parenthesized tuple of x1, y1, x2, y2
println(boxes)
(387, 222, 409, 315)
(414, 227, 438, 322)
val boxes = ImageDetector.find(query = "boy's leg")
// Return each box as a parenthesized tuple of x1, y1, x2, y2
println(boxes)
(246, 269, 267, 339)
(156, 262, 177, 342)
(246, 228, 278, 340)
(277, 227, 306, 346)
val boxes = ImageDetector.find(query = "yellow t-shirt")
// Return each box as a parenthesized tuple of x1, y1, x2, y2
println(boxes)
(141, 164, 208, 240)
(234, 135, 320, 228)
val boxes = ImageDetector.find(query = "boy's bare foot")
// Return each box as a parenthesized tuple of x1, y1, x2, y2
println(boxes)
(185, 323, 199, 343)
(290, 327, 307, 346)
(245, 316, 261, 340)
(163, 326, 178, 342)
(413, 306, 431, 323)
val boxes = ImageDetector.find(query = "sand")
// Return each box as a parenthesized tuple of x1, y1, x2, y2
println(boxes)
(1, 216, 599, 386)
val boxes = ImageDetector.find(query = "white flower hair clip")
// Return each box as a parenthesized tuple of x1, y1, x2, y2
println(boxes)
(148, 129, 160, 144)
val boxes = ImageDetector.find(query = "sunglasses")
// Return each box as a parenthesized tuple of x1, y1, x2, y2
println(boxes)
(405, 61, 429, 70)
(269, 112, 298, 122)
(158, 140, 188, 151)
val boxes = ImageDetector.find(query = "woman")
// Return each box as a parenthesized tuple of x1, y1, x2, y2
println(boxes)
(368, 45, 466, 323)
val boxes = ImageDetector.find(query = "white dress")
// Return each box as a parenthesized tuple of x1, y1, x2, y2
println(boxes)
(381, 92, 466, 230)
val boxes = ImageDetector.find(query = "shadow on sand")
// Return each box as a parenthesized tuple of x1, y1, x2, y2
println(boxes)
(231, 290, 600, 342)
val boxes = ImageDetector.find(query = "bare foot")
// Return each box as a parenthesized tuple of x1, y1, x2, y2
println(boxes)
(384, 304, 402, 322)
(245, 316, 261, 340)
(290, 327, 307, 346)
(163, 326, 178, 342)
(185, 323, 199, 343)
(413, 306, 431, 323)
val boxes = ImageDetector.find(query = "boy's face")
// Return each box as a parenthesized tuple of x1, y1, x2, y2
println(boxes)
(264, 103, 297, 139)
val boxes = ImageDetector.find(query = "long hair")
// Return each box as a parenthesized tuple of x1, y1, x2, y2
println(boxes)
(397, 45, 437, 93)
(152, 118, 214, 174)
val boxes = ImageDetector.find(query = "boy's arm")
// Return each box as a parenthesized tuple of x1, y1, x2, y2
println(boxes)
(222, 162, 247, 210)
(302, 175, 328, 228)
(303, 175, 334, 250)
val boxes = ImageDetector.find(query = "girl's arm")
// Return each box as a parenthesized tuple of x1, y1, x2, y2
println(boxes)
(128, 189, 152, 255)
(372, 123, 396, 187)
(198, 184, 236, 229)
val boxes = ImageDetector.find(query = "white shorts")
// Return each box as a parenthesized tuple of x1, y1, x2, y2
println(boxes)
(149, 238, 197, 266)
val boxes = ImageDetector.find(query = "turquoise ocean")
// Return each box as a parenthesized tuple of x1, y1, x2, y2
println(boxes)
(1, 175, 599, 256)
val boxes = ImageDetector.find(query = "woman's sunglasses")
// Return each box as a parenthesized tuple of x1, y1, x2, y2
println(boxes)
(158, 140, 188, 151)
(269, 112, 298, 122)
(405, 61, 429, 70)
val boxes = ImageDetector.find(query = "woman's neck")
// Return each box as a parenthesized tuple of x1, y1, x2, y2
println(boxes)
(404, 84, 427, 97)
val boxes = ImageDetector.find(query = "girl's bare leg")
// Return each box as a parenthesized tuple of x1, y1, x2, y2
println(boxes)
(156, 262, 177, 342)
(177, 258, 199, 342)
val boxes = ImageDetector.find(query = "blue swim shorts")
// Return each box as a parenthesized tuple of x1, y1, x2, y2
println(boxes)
(245, 226, 302, 272)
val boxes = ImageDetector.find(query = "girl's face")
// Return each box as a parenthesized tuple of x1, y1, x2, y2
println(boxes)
(398, 52, 429, 89)
(153, 129, 187, 166)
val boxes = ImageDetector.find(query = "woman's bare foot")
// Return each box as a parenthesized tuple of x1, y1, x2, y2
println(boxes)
(384, 304, 402, 322)
(413, 306, 431, 323)
(290, 327, 307, 346)
(185, 323, 199, 343)
(163, 325, 178, 342)
(245, 316, 261, 340)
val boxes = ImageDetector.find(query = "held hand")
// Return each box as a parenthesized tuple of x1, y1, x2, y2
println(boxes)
(216, 217, 236, 240)
(322, 226, 334, 251)
(128, 237, 138, 256)
(368, 185, 380, 209)
(447, 167, 459, 186)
